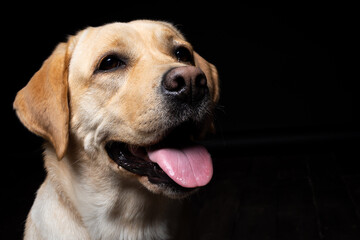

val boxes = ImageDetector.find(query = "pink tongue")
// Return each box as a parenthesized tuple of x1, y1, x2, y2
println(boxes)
(147, 145, 213, 188)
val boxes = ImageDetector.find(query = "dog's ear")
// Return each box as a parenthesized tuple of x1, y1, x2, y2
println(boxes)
(14, 40, 74, 160)
(194, 52, 220, 103)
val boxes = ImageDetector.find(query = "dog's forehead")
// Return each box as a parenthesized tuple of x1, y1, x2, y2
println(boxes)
(78, 21, 185, 51)
(69, 21, 186, 78)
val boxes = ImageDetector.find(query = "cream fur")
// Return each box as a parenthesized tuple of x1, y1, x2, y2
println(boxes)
(14, 20, 219, 240)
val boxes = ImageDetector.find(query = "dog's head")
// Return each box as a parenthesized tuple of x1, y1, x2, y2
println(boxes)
(14, 20, 219, 198)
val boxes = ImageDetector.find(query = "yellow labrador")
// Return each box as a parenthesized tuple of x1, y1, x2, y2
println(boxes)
(14, 20, 219, 240)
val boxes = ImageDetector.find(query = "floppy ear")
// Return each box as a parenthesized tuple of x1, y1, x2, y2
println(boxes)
(13, 42, 72, 160)
(194, 52, 220, 103)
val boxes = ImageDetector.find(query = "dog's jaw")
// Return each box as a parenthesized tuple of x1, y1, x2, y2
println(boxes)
(104, 119, 214, 199)
(43, 141, 179, 240)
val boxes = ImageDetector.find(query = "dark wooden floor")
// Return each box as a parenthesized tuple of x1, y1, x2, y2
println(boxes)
(190, 141, 360, 240)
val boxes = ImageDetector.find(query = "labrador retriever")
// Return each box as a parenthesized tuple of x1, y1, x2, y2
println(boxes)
(14, 20, 219, 240)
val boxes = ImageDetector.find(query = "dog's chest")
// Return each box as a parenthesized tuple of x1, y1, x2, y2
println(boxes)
(85, 217, 170, 240)
(75, 185, 173, 240)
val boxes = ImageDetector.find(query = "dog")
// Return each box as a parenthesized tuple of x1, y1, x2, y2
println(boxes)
(14, 20, 219, 240)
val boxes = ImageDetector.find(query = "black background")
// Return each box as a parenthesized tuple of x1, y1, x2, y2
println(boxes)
(2, 2, 359, 239)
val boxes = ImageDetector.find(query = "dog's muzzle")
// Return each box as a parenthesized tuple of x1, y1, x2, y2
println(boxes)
(105, 67, 214, 194)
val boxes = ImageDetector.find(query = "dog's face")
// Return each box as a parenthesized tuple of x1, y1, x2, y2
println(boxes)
(14, 20, 219, 198)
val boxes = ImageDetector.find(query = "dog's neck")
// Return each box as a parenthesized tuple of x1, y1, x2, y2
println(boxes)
(43, 145, 181, 240)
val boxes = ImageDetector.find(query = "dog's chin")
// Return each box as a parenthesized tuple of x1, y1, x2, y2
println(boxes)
(105, 121, 212, 199)
(138, 176, 198, 199)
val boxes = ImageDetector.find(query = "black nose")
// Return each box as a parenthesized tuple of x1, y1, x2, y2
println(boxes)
(162, 66, 208, 104)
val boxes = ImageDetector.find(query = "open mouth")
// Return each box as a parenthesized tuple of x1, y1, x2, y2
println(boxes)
(105, 122, 213, 192)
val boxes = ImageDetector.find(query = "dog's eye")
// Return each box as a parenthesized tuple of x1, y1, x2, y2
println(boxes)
(98, 55, 125, 71)
(175, 47, 193, 63)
